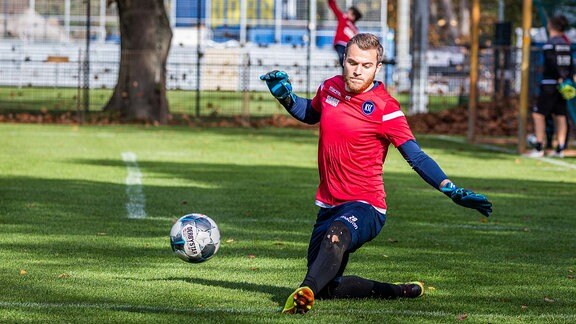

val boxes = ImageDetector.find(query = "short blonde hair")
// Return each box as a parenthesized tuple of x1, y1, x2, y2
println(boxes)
(345, 33, 384, 63)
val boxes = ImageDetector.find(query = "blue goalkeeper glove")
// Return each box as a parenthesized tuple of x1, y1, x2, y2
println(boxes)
(260, 70, 294, 101)
(558, 79, 576, 100)
(441, 182, 492, 217)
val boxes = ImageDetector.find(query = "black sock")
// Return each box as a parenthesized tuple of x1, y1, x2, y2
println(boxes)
(535, 142, 543, 151)
(317, 276, 401, 299)
(302, 222, 350, 294)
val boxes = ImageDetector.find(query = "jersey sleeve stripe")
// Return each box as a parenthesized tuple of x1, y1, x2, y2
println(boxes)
(382, 110, 405, 122)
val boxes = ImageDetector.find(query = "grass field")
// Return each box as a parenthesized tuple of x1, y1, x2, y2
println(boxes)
(1, 124, 575, 323)
(0, 86, 476, 117)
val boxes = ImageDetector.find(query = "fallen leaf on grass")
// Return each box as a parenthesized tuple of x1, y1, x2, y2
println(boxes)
(387, 238, 399, 243)
(544, 297, 555, 303)
(457, 313, 468, 320)
(19, 269, 27, 276)
(521, 305, 528, 310)
(58, 273, 70, 279)
(225, 239, 234, 243)
(247, 254, 256, 259)
(428, 286, 436, 291)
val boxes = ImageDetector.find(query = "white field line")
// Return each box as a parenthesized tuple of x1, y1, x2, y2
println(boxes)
(431, 135, 576, 170)
(1, 301, 576, 320)
(121, 152, 146, 219)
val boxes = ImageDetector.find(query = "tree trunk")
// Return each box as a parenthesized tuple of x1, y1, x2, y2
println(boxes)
(104, 0, 172, 124)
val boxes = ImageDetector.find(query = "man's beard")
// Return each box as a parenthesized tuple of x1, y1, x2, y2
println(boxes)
(345, 73, 375, 93)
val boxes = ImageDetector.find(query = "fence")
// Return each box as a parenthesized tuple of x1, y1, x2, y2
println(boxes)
(0, 0, 545, 119)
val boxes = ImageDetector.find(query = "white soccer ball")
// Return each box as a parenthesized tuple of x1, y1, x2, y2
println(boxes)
(170, 213, 221, 263)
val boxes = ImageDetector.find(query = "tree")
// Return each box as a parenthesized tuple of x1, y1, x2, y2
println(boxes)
(104, 0, 172, 124)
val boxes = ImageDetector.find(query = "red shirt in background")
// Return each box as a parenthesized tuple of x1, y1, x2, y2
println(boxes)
(328, 0, 359, 46)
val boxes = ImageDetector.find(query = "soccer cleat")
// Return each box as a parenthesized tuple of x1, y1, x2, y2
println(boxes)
(394, 281, 425, 298)
(281, 286, 315, 314)
(547, 151, 564, 158)
(523, 149, 544, 158)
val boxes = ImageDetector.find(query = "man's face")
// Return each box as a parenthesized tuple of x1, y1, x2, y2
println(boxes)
(347, 9, 357, 22)
(343, 44, 382, 93)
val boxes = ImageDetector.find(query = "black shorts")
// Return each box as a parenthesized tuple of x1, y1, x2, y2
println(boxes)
(306, 201, 386, 269)
(534, 84, 567, 116)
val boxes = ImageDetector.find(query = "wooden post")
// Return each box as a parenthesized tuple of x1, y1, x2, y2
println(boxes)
(467, 0, 480, 143)
(518, 0, 532, 154)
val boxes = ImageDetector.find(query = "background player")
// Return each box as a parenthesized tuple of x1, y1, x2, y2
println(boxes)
(260, 33, 492, 314)
(327, 0, 362, 67)
(527, 14, 575, 158)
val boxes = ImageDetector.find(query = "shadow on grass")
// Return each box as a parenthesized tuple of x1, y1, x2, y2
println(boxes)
(161, 276, 293, 306)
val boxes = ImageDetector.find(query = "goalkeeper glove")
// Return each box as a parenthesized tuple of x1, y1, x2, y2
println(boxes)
(260, 70, 295, 101)
(441, 182, 492, 217)
(558, 79, 576, 100)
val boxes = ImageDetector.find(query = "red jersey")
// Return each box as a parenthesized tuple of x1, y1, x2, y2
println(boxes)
(328, 0, 358, 46)
(310, 76, 415, 210)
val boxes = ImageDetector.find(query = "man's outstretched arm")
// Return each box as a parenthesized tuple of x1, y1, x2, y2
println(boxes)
(398, 139, 492, 217)
(260, 70, 320, 125)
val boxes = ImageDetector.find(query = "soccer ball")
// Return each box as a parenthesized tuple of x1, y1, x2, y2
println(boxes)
(170, 213, 221, 263)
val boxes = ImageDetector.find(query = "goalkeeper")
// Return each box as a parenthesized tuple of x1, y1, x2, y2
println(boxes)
(526, 14, 574, 158)
(260, 33, 492, 315)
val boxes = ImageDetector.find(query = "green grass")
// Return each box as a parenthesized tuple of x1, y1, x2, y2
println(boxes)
(1, 124, 575, 323)
(0, 86, 487, 117)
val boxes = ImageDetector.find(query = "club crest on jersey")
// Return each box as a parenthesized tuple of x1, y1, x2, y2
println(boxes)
(362, 101, 376, 115)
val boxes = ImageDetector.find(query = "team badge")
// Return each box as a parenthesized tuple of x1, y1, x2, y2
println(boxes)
(361, 101, 376, 115)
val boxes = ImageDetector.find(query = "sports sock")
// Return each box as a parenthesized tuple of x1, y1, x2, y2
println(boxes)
(317, 276, 401, 299)
(302, 222, 350, 294)
(535, 142, 543, 151)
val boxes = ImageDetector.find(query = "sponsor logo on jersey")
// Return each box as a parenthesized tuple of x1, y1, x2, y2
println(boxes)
(557, 55, 572, 66)
(326, 95, 340, 107)
(329, 86, 341, 97)
(362, 101, 376, 115)
(339, 215, 359, 230)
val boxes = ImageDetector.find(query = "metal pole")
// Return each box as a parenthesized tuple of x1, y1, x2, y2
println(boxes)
(274, 0, 281, 43)
(84, 0, 91, 114)
(410, 0, 429, 114)
(498, 0, 505, 22)
(307, 0, 316, 97)
(65, 0, 70, 41)
(3, 0, 7, 38)
(309, 0, 317, 51)
(518, 0, 532, 154)
(169, 0, 176, 28)
(196, 0, 202, 117)
(77, 49, 82, 122)
(99, 0, 106, 42)
(381, 0, 388, 43)
(239, 0, 246, 45)
(467, 0, 480, 143)
(396, 0, 410, 92)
